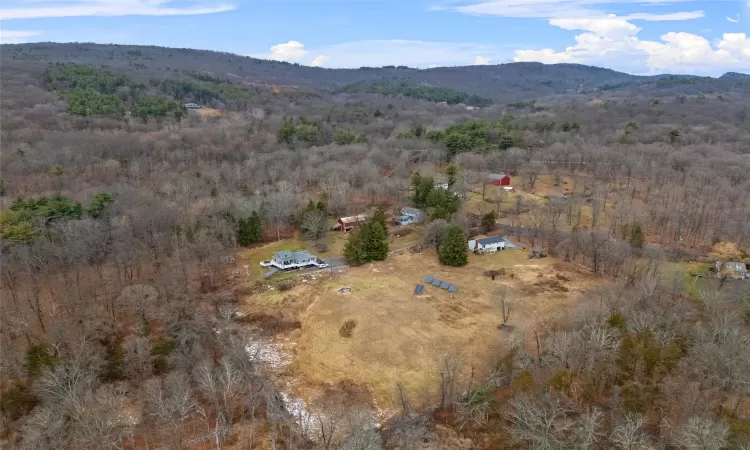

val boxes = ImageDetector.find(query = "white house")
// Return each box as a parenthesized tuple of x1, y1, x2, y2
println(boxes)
(467, 236, 507, 254)
(260, 250, 329, 270)
(434, 181, 449, 190)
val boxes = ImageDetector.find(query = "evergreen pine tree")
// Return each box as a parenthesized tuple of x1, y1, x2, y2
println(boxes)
(439, 225, 468, 267)
(237, 211, 263, 246)
(344, 216, 389, 265)
(362, 222, 389, 261)
(410, 172, 422, 199)
(371, 208, 388, 235)
(344, 229, 366, 266)
(445, 164, 459, 188)
(629, 225, 645, 249)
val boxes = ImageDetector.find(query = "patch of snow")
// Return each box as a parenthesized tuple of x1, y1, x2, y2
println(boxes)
(281, 392, 315, 432)
(245, 339, 290, 370)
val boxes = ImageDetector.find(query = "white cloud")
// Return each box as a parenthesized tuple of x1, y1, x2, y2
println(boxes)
(622, 11, 704, 21)
(515, 48, 576, 64)
(310, 55, 329, 67)
(259, 39, 514, 68)
(474, 55, 490, 65)
(0, 0, 233, 20)
(453, 0, 704, 21)
(727, 14, 740, 23)
(514, 17, 750, 74)
(269, 41, 308, 62)
(0, 30, 41, 44)
(551, 16, 641, 38)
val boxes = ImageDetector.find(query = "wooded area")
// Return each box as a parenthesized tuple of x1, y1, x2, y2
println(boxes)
(1, 43, 749, 449)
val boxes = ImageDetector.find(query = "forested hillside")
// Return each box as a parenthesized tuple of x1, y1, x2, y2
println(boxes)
(1, 44, 749, 449)
(4, 42, 750, 103)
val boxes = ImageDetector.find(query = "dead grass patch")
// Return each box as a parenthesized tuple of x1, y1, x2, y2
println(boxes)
(239, 313, 301, 336)
(236, 248, 604, 408)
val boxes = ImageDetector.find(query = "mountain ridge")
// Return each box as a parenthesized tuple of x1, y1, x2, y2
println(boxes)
(3, 42, 748, 102)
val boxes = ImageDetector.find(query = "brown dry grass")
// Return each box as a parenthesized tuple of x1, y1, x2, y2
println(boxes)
(194, 107, 223, 117)
(239, 249, 603, 409)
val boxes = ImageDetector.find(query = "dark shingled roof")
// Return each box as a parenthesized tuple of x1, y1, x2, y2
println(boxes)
(476, 236, 507, 245)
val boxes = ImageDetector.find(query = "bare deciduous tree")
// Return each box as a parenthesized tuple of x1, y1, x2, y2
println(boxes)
(493, 286, 516, 327)
(672, 417, 729, 450)
(508, 392, 575, 449)
(609, 414, 653, 450)
(122, 334, 153, 382)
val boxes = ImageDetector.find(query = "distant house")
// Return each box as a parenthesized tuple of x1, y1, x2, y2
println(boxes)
(487, 173, 511, 186)
(185, 103, 202, 109)
(466, 106, 478, 111)
(434, 181, 449, 190)
(468, 236, 507, 254)
(721, 261, 748, 276)
(260, 250, 329, 271)
(331, 214, 367, 232)
(398, 207, 424, 226)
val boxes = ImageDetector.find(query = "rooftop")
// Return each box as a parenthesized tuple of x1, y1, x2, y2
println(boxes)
(340, 214, 367, 224)
(274, 250, 314, 260)
(487, 172, 508, 180)
(475, 235, 508, 245)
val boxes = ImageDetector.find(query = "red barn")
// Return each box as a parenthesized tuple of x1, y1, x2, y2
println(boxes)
(487, 172, 511, 186)
(331, 214, 367, 231)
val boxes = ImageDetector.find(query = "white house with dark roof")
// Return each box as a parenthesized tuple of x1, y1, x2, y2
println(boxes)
(260, 250, 329, 270)
(468, 236, 523, 254)
(468, 236, 506, 254)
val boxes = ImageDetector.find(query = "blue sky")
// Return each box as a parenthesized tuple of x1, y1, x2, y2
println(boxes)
(1, 0, 749, 75)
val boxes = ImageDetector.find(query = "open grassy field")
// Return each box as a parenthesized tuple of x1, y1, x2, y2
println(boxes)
(193, 107, 223, 117)
(238, 248, 604, 410)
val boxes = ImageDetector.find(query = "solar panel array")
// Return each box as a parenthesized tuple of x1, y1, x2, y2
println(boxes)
(423, 276, 458, 293)
(414, 284, 425, 295)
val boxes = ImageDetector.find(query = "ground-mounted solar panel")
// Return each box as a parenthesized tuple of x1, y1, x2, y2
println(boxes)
(448, 285, 458, 293)
(440, 281, 450, 289)
(414, 284, 425, 295)
(425, 275, 433, 283)
(432, 279, 441, 286)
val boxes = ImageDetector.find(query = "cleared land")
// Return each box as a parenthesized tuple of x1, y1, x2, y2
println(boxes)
(238, 247, 603, 410)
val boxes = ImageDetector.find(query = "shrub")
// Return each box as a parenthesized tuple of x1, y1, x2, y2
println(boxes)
(26, 344, 58, 377)
(339, 319, 357, 338)
(0, 382, 38, 422)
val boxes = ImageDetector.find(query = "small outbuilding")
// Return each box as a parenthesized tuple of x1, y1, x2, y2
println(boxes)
(487, 173, 511, 186)
(332, 214, 367, 232)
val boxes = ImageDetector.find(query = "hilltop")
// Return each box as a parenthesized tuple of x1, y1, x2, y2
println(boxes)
(3, 42, 748, 103)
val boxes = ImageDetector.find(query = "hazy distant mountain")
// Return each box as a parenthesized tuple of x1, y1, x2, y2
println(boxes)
(3, 42, 748, 103)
